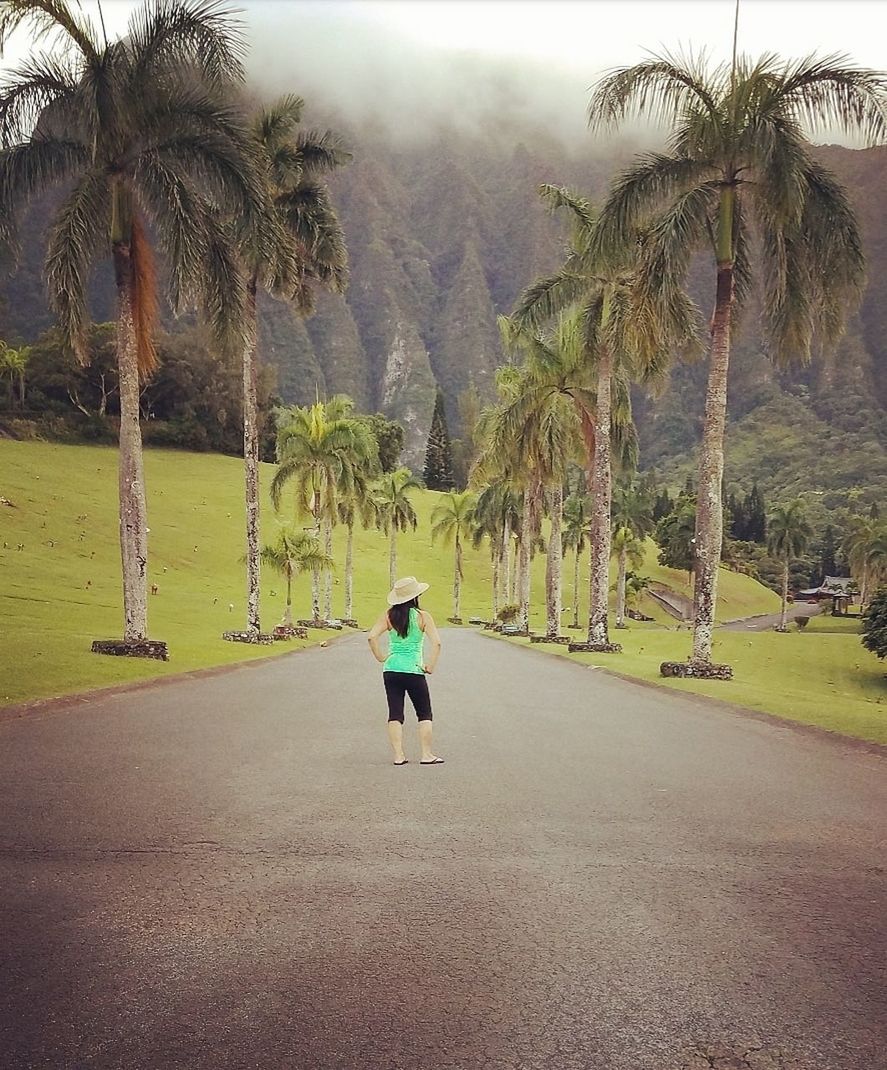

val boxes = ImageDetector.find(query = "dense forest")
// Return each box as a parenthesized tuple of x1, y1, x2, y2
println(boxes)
(2, 114, 885, 520)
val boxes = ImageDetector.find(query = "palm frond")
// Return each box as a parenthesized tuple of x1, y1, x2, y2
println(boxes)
(0, 0, 99, 62)
(0, 49, 78, 145)
(511, 269, 588, 330)
(44, 165, 109, 363)
(128, 0, 247, 89)
(295, 128, 352, 175)
(588, 50, 723, 131)
(767, 53, 887, 145)
(0, 134, 89, 249)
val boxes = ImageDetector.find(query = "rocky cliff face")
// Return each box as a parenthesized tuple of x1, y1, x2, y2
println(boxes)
(2, 118, 886, 490)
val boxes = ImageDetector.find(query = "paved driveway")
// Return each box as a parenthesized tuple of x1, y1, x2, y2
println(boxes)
(1, 630, 885, 1069)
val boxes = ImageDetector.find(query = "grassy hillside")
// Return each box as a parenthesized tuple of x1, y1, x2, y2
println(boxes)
(0, 441, 787, 709)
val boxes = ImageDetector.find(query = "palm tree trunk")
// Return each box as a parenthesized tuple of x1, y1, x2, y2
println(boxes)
(243, 274, 261, 637)
(780, 560, 789, 630)
(572, 545, 580, 628)
(284, 567, 293, 627)
(519, 486, 534, 631)
(454, 533, 462, 619)
(616, 544, 627, 628)
(113, 246, 149, 643)
(389, 526, 397, 589)
(546, 484, 563, 637)
(692, 201, 735, 664)
(322, 516, 333, 620)
(491, 546, 500, 619)
(860, 562, 868, 610)
(502, 514, 512, 607)
(587, 343, 613, 646)
(344, 519, 354, 620)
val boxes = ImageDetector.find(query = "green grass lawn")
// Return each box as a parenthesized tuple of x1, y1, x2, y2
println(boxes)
(2, 440, 881, 743)
(493, 625, 887, 745)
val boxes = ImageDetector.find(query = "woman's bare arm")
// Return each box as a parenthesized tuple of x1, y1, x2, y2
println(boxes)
(420, 611, 442, 673)
(367, 612, 389, 664)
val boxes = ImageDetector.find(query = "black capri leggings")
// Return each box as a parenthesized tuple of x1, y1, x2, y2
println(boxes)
(383, 671, 433, 723)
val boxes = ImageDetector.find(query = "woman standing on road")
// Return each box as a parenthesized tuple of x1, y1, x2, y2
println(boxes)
(367, 576, 443, 766)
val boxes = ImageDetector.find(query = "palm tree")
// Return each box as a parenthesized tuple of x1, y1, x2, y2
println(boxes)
(0, 0, 262, 648)
(260, 526, 333, 627)
(589, 51, 884, 665)
(373, 467, 421, 588)
(865, 527, 887, 596)
(473, 364, 574, 634)
(843, 517, 879, 609)
(238, 96, 349, 638)
(562, 493, 590, 628)
(337, 465, 378, 622)
(271, 396, 374, 621)
(611, 527, 645, 629)
(768, 501, 813, 630)
(471, 479, 521, 618)
(0, 342, 29, 408)
(611, 480, 654, 627)
(431, 491, 476, 621)
(507, 191, 695, 648)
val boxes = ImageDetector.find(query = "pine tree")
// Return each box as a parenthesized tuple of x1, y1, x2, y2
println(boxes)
(423, 389, 456, 490)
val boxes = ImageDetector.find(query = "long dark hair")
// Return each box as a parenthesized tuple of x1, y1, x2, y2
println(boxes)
(388, 597, 419, 638)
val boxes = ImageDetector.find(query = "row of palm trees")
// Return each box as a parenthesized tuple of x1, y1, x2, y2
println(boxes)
(0, 0, 349, 649)
(472, 50, 885, 666)
(3, 1, 884, 662)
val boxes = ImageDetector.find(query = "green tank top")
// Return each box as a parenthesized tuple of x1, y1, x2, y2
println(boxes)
(384, 608, 425, 674)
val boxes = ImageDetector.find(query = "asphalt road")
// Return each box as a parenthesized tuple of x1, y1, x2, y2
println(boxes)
(1, 630, 885, 1070)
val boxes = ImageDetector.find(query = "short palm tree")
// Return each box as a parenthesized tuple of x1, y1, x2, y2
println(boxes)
(271, 396, 374, 620)
(611, 526, 645, 629)
(238, 96, 348, 638)
(767, 501, 813, 631)
(0, 0, 263, 647)
(865, 527, 887, 595)
(843, 517, 879, 609)
(373, 467, 421, 588)
(611, 480, 654, 628)
(471, 479, 521, 617)
(562, 493, 590, 628)
(431, 490, 476, 621)
(260, 526, 333, 627)
(0, 342, 29, 408)
(589, 51, 885, 665)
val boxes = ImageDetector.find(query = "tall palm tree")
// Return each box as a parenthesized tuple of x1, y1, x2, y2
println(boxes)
(474, 364, 574, 634)
(259, 526, 333, 627)
(238, 96, 349, 638)
(864, 527, 887, 596)
(373, 467, 421, 588)
(0, 0, 262, 648)
(589, 51, 884, 665)
(768, 501, 813, 630)
(509, 186, 696, 649)
(271, 396, 373, 621)
(431, 490, 476, 621)
(337, 464, 378, 622)
(611, 480, 654, 627)
(562, 493, 590, 628)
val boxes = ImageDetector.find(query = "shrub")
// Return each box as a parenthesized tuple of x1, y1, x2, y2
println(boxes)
(795, 616, 810, 630)
(862, 589, 887, 659)
(497, 604, 519, 623)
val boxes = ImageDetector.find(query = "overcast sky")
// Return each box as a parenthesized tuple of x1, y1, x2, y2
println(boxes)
(2, 1, 884, 145)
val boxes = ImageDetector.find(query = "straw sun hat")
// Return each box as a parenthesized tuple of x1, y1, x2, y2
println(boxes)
(387, 576, 430, 605)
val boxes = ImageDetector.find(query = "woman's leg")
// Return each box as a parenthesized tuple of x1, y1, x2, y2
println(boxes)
(383, 673, 408, 764)
(405, 676, 440, 762)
